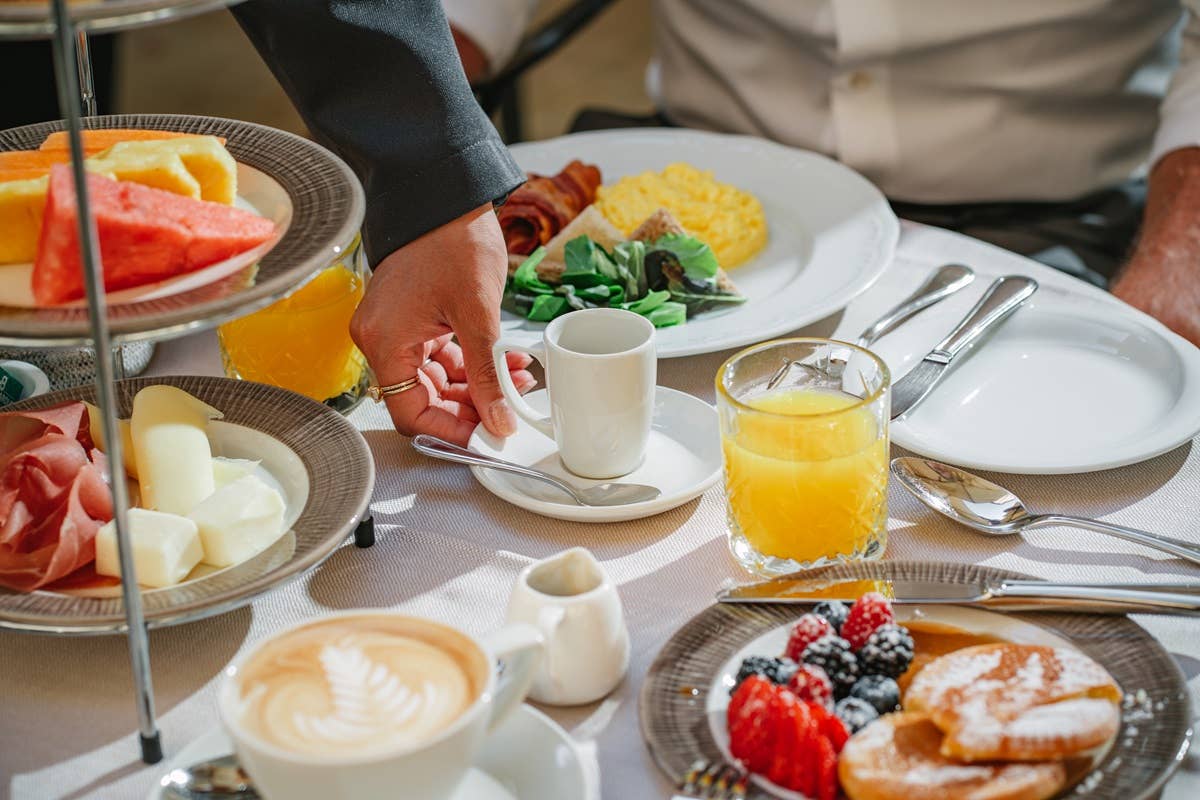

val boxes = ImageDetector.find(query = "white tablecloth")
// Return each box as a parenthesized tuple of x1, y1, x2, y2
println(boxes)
(2, 223, 1198, 800)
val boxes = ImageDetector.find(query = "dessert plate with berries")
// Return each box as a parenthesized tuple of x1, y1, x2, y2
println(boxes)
(640, 561, 1192, 800)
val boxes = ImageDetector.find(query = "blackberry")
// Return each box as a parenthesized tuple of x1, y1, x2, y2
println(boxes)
(858, 624, 915, 679)
(800, 636, 859, 698)
(732, 655, 798, 694)
(834, 696, 880, 734)
(849, 674, 901, 715)
(811, 600, 849, 634)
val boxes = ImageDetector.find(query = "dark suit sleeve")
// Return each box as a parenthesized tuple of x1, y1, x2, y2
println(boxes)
(231, 0, 525, 265)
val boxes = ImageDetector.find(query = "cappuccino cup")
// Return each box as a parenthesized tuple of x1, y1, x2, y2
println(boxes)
(494, 307, 656, 479)
(217, 612, 543, 800)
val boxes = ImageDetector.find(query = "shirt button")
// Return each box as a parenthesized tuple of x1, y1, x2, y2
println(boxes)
(848, 70, 873, 91)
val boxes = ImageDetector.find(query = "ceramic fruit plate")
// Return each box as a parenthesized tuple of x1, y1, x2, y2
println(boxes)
(506, 130, 899, 359)
(640, 561, 1192, 800)
(148, 704, 594, 800)
(0, 114, 363, 347)
(876, 279, 1200, 474)
(468, 386, 722, 522)
(0, 375, 374, 635)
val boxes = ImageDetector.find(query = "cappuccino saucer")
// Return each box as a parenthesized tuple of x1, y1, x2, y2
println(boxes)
(468, 386, 722, 523)
(149, 704, 594, 800)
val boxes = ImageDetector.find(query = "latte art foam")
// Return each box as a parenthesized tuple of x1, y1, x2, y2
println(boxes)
(233, 619, 482, 757)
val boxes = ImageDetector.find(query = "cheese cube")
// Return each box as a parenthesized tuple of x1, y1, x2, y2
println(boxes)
(212, 457, 261, 488)
(95, 508, 203, 588)
(189, 474, 286, 567)
(131, 385, 222, 515)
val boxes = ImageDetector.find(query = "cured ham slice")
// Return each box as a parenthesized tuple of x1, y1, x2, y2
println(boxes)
(0, 402, 112, 591)
(498, 160, 602, 255)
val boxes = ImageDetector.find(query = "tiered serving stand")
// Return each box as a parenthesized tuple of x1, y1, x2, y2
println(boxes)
(1, 0, 367, 764)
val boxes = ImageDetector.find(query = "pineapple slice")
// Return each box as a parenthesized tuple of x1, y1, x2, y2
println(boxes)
(94, 136, 237, 204)
(0, 176, 48, 265)
(86, 148, 201, 200)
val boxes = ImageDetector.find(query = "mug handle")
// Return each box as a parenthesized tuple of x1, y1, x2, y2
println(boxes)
(480, 623, 545, 733)
(492, 340, 554, 438)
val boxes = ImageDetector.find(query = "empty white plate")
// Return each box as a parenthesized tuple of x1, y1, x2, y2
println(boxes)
(884, 286, 1200, 474)
(468, 387, 722, 522)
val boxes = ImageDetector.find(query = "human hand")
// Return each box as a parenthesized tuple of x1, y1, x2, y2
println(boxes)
(350, 203, 536, 445)
(1111, 148, 1200, 347)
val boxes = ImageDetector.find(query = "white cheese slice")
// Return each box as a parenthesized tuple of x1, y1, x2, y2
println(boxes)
(212, 457, 261, 488)
(84, 401, 138, 479)
(130, 385, 222, 515)
(188, 474, 286, 568)
(95, 508, 203, 588)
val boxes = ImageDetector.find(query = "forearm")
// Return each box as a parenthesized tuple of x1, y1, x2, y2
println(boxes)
(231, 0, 523, 264)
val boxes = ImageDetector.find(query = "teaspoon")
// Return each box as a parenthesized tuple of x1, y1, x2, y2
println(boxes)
(412, 435, 662, 506)
(159, 755, 257, 799)
(892, 457, 1200, 566)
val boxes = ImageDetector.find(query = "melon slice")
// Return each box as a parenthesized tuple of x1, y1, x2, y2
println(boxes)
(96, 136, 237, 204)
(32, 165, 276, 306)
(0, 150, 68, 182)
(39, 129, 227, 157)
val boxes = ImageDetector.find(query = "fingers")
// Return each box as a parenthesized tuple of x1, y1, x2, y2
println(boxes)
(453, 320, 518, 439)
(431, 339, 532, 385)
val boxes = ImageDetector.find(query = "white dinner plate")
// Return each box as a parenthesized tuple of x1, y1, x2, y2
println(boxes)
(506, 130, 898, 358)
(148, 704, 593, 800)
(467, 386, 722, 522)
(878, 281, 1200, 474)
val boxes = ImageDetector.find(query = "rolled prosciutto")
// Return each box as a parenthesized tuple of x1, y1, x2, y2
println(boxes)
(0, 403, 113, 591)
(498, 160, 602, 255)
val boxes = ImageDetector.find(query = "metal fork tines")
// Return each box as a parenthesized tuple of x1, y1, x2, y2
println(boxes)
(673, 760, 749, 799)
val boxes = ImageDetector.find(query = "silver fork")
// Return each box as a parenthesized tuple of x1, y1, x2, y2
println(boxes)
(672, 760, 749, 799)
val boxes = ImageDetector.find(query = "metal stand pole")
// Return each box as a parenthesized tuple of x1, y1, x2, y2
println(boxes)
(49, 0, 163, 766)
(75, 28, 98, 117)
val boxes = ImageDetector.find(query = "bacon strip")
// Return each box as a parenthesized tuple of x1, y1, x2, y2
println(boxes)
(0, 402, 112, 592)
(498, 160, 602, 255)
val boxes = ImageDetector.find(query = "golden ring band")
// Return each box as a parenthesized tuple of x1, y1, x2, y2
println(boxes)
(367, 376, 421, 402)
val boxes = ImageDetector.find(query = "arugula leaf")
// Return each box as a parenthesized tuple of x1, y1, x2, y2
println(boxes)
(560, 271, 612, 290)
(564, 235, 622, 282)
(528, 294, 568, 321)
(576, 283, 618, 305)
(668, 288, 748, 316)
(650, 234, 720, 282)
(622, 289, 670, 316)
(555, 284, 588, 311)
(612, 240, 647, 299)
(513, 247, 554, 295)
(646, 301, 688, 328)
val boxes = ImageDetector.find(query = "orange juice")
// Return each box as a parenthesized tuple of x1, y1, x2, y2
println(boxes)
(722, 388, 888, 566)
(218, 262, 367, 403)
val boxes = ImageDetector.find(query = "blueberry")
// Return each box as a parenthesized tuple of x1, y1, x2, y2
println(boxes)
(835, 696, 880, 734)
(849, 674, 901, 715)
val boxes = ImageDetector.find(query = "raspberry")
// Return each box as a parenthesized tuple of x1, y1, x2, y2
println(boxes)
(849, 674, 901, 715)
(859, 623, 915, 679)
(816, 704, 850, 753)
(801, 636, 860, 698)
(815, 730, 839, 800)
(784, 613, 835, 661)
(728, 676, 776, 773)
(732, 655, 798, 694)
(841, 592, 895, 650)
(786, 664, 834, 708)
(811, 600, 850, 634)
(834, 696, 880, 733)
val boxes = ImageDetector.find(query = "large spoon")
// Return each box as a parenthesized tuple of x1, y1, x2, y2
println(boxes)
(412, 434, 662, 506)
(892, 457, 1200, 566)
(159, 755, 257, 799)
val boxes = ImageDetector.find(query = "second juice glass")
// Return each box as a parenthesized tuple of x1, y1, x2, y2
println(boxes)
(717, 338, 890, 576)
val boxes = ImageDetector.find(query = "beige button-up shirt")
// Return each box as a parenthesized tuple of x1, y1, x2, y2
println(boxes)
(444, 0, 1200, 203)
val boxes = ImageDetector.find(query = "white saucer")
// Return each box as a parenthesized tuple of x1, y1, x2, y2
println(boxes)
(149, 704, 592, 800)
(468, 386, 722, 522)
(880, 282, 1200, 474)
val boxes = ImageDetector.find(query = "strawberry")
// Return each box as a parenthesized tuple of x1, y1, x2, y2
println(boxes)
(786, 663, 834, 708)
(815, 730, 839, 800)
(784, 613, 836, 661)
(816, 704, 850, 753)
(841, 592, 895, 650)
(728, 676, 775, 773)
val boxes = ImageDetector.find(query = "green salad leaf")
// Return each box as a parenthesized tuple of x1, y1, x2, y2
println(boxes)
(512, 247, 554, 295)
(527, 294, 568, 321)
(650, 234, 719, 281)
(646, 301, 688, 328)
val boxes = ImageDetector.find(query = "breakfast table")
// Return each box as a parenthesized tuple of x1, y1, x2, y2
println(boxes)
(2, 221, 1197, 800)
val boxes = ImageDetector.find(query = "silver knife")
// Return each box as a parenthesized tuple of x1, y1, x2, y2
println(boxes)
(890, 275, 1038, 420)
(716, 576, 1200, 615)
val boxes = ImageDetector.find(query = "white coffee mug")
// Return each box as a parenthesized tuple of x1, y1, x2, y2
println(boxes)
(217, 611, 543, 800)
(507, 547, 630, 706)
(494, 308, 656, 479)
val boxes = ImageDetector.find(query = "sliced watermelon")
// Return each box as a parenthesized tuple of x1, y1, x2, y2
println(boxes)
(32, 165, 275, 306)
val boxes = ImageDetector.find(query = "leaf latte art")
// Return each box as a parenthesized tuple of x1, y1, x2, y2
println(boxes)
(233, 621, 480, 757)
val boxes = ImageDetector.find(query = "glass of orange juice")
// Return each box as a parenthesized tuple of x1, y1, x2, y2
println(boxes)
(217, 234, 370, 413)
(717, 338, 890, 576)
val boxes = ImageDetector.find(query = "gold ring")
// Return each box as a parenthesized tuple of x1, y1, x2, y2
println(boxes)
(367, 376, 421, 402)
